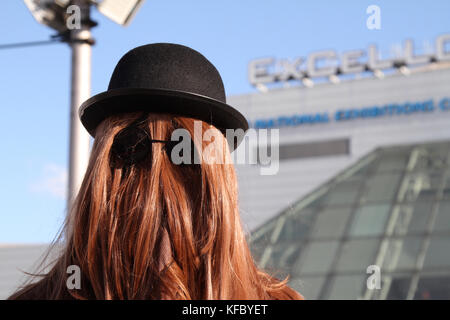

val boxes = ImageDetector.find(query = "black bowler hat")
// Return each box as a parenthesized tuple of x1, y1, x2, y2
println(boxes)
(79, 43, 249, 151)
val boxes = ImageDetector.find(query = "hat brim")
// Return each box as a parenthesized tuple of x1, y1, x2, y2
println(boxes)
(79, 88, 249, 151)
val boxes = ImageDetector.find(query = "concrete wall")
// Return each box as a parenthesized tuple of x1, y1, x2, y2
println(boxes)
(0, 244, 50, 299)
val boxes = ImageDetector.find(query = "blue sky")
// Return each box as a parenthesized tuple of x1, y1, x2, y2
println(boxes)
(1, 0, 450, 243)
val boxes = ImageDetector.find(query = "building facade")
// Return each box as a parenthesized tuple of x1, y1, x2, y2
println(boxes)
(230, 63, 450, 231)
(228, 35, 450, 299)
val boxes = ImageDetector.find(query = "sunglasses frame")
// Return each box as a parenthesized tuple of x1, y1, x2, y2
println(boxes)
(110, 114, 200, 168)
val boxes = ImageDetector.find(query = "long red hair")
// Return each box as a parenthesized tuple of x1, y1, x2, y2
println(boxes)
(9, 113, 303, 300)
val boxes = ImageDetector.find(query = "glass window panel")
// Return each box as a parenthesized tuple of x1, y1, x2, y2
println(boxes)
(383, 237, 422, 271)
(414, 275, 450, 300)
(415, 189, 437, 202)
(363, 173, 402, 202)
(336, 239, 379, 272)
(423, 237, 450, 269)
(249, 223, 276, 262)
(442, 174, 450, 199)
(289, 276, 326, 300)
(426, 142, 450, 155)
(375, 155, 409, 173)
(413, 150, 448, 171)
(326, 275, 366, 300)
(391, 202, 432, 236)
(441, 188, 450, 200)
(349, 155, 379, 177)
(406, 202, 432, 235)
(295, 240, 339, 275)
(311, 208, 352, 239)
(249, 221, 276, 262)
(333, 179, 364, 190)
(292, 207, 317, 220)
(250, 232, 272, 248)
(263, 243, 301, 271)
(433, 202, 450, 233)
(443, 173, 450, 188)
(349, 204, 390, 237)
(386, 276, 412, 300)
(413, 172, 442, 189)
(322, 187, 360, 206)
(303, 194, 328, 209)
(250, 221, 276, 246)
(409, 172, 442, 201)
(394, 238, 422, 271)
(277, 210, 316, 242)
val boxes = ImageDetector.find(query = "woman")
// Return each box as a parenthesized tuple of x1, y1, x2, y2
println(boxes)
(9, 43, 303, 300)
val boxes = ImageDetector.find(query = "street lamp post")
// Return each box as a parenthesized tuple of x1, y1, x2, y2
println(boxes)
(67, 0, 94, 208)
(23, 0, 146, 216)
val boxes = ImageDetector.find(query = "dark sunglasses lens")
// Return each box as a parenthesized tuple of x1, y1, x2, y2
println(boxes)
(111, 126, 151, 167)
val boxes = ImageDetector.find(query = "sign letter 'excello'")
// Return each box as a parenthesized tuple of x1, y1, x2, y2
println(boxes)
(248, 34, 450, 86)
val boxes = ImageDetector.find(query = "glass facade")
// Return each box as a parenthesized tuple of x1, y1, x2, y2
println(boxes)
(249, 140, 450, 299)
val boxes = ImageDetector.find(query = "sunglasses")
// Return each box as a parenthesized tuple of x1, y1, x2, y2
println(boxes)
(110, 115, 199, 168)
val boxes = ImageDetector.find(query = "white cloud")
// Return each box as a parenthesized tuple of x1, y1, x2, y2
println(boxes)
(30, 164, 68, 199)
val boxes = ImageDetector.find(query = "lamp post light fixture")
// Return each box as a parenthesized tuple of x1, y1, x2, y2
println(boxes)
(23, 0, 146, 212)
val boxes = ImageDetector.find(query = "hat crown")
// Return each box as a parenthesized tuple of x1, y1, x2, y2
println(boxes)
(108, 43, 226, 103)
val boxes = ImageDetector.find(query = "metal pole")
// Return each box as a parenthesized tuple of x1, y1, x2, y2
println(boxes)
(68, 0, 93, 210)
